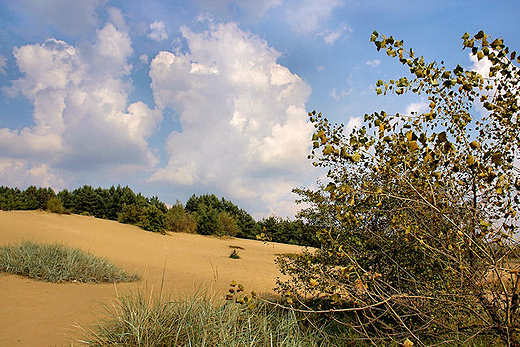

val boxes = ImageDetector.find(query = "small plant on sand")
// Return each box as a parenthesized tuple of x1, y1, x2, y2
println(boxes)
(228, 249, 241, 259)
(0, 241, 140, 283)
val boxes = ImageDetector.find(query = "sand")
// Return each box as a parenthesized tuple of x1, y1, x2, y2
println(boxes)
(0, 210, 306, 346)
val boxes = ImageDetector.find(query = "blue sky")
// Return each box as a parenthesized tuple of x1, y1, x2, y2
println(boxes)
(0, 0, 518, 218)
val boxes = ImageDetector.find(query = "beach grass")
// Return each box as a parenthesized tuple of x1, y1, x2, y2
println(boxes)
(0, 241, 140, 283)
(79, 290, 347, 346)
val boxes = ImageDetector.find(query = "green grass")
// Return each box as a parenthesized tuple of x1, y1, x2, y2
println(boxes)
(0, 241, 140, 283)
(79, 291, 349, 346)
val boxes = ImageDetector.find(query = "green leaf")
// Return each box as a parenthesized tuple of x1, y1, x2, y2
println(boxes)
(376, 87, 382, 95)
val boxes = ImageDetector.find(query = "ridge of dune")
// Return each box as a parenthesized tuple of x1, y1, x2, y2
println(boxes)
(0, 210, 306, 346)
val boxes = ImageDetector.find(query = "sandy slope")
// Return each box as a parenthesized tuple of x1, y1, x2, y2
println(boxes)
(0, 210, 306, 346)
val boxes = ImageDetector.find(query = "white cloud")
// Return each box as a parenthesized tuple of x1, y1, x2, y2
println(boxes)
(149, 22, 314, 216)
(405, 101, 429, 116)
(330, 87, 353, 100)
(148, 21, 168, 42)
(345, 116, 362, 134)
(139, 54, 149, 64)
(0, 158, 65, 190)
(1, 15, 161, 174)
(469, 52, 492, 78)
(366, 59, 381, 67)
(320, 24, 352, 45)
(285, 0, 343, 35)
(0, 55, 7, 74)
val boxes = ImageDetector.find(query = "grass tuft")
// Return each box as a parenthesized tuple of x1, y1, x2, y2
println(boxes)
(80, 291, 344, 346)
(0, 241, 140, 283)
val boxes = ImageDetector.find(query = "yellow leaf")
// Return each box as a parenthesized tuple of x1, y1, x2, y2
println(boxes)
(492, 152, 502, 165)
(403, 338, 414, 347)
(469, 140, 480, 149)
(408, 141, 419, 151)
(310, 279, 318, 287)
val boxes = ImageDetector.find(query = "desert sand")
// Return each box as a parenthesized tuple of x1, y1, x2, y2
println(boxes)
(0, 210, 307, 346)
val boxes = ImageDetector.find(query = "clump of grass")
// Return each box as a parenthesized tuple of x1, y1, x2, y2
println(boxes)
(80, 291, 341, 346)
(0, 241, 140, 283)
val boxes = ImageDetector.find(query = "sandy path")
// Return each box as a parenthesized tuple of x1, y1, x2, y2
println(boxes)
(0, 210, 306, 346)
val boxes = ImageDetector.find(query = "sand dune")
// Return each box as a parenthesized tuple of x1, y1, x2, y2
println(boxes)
(0, 210, 306, 346)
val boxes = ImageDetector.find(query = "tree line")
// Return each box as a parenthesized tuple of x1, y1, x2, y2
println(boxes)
(0, 185, 319, 247)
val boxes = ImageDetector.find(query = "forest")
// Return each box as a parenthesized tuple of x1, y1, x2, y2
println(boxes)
(0, 185, 319, 247)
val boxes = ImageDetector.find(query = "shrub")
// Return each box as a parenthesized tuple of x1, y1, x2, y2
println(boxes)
(137, 205, 166, 233)
(278, 31, 520, 345)
(218, 211, 240, 237)
(46, 197, 70, 214)
(165, 201, 197, 233)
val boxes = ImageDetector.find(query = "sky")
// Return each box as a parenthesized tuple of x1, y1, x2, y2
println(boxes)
(0, 0, 519, 219)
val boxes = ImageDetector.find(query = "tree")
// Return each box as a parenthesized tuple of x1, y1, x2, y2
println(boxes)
(185, 194, 259, 237)
(165, 201, 197, 234)
(277, 31, 520, 345)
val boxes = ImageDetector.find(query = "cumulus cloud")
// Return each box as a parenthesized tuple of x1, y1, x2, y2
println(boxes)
(285, 0, 343, 35)
(149, 22, 314, 216)
(366, 59, 381, 67)
(469, 53, 492, 78)
(0, 158, 65, 190)
(148, 21, 168, 42)
(1, 15, 161, 175)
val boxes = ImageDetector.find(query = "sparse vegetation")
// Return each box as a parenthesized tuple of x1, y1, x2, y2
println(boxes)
(0, 241, 140, 283)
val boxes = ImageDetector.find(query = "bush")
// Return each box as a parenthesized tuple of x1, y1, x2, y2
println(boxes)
(165, 202, 197, 233)
(137, 205, 166, 233)
(218, 211, 240, 237)
(0, 241, 140, 283)
(278, 31, 520, 345)
(46, 197, 70, 214)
